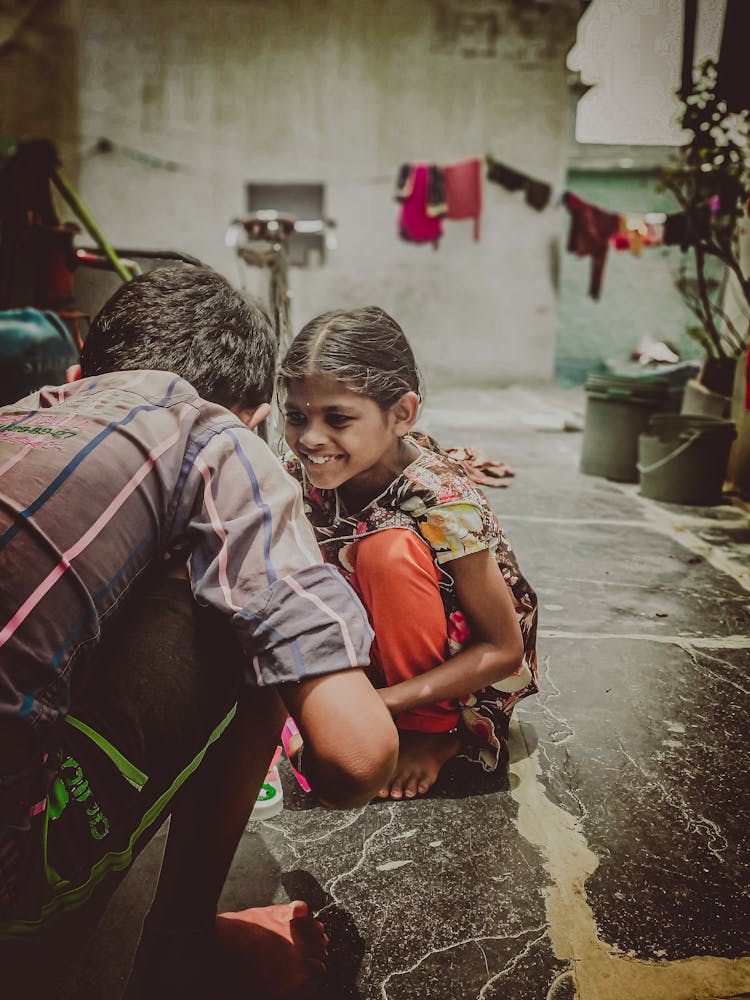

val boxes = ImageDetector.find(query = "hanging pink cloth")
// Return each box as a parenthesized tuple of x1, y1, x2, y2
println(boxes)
(443, 157, 482, 240)
(398, 164, 443, 247)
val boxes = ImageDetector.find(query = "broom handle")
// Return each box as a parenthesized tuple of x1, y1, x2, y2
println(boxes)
(51, 170, 133, 284)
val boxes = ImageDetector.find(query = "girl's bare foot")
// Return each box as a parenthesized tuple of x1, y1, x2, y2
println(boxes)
(215, 900, 328, 997)
(377, 730, 461, 800)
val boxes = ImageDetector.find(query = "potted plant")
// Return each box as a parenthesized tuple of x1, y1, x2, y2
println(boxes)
(658, 59, 750, 403)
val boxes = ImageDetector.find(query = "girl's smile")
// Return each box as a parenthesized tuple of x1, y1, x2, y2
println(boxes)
(283, 374, 419, 505)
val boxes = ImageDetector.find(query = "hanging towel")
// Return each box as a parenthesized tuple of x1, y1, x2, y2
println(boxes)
(524, 177, 552, 212)
(443, 157, 482, 240)
(563, 192, 621, 300)
(396, 164, 445, 247)
(486, 155, 551, 212)
(486, 156, 525, 192)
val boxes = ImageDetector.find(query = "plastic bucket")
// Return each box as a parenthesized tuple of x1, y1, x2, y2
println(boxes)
(580, 375, 671, 482)
(638, 414, 737, 505)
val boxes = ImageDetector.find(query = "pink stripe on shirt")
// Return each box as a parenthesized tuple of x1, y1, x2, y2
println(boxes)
(283, 573, 360, 668)
(0, 430, 180, 648)
(194, 454, 241, 613)
(0, 444, 33, 478)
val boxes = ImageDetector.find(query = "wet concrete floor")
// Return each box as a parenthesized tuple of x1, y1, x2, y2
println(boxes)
(59, 384, 750, 999)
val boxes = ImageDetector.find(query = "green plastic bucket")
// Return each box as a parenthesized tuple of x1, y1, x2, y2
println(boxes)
(580, 375, 671, 482)
(638, 414, 737, 505)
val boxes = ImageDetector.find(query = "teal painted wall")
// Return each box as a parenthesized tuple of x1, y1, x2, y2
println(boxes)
(556, 169, 721, 385)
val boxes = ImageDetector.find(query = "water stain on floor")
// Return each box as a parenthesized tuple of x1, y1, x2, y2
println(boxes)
(509, 723, 750, 1000)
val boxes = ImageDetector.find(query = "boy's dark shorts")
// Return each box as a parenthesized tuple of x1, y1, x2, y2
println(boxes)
(0, 577, 244, 940)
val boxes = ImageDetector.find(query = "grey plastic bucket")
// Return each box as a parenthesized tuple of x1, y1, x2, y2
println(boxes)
(638, 414, 737, 505)
(580, 375, 671, 482)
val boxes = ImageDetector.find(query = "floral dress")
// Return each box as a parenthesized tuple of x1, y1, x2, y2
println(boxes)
(286, 437, 538, 771)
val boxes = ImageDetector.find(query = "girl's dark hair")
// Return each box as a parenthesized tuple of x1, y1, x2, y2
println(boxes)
(278, 306, 422, 409)
(80, 265, 276, 410)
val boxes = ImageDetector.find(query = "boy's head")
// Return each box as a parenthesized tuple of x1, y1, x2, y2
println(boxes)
(79, 265, 276, 410)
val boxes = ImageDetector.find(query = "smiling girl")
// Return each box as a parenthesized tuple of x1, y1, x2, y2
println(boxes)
(279, 307, 538, 799)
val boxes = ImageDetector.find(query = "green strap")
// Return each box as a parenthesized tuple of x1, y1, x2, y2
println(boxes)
(65, 715, 149, 791)
(51, 170, 133, 283)
(0, 702, 238, 940)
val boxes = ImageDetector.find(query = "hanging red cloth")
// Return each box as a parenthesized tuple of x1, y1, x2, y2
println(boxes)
(443, 157, 482, 240)
(563, 192, 621, 300)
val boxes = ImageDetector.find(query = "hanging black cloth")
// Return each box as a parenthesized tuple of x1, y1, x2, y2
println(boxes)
(664, 212, 693, 251)
(715, 0, 750, 112)
(486, 156, 552, 212)
(524, 178, 552, 212)
(0, 139, 60, 228)
(486, 156, 525, 192)
(680, 0, 698, 99)
(0, 139, 77, 311)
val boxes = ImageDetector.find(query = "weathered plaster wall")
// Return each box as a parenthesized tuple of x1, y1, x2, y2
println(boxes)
(0, 1, 80, 171)
(5, 0, 583, 388)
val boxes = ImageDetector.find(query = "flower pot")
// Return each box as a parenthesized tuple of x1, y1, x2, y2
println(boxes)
(700, 357, 737, 397)
(681, 378, 732, 419)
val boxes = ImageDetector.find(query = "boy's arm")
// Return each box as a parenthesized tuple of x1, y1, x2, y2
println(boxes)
(279, 670, 398, 808)
(187, 425, 397, 806)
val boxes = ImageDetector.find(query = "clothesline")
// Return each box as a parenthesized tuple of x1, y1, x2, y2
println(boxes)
(68, 136, 727, 303)
(80, 136, 696, 234)
(395, 154, 731, 300)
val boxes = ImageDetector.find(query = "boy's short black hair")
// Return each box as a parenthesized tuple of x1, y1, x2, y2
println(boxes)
(79, 265, 276, 410)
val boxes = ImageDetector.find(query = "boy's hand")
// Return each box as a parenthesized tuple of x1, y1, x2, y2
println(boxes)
(247, 402, 272, 431)
(279, 670, 398, 809)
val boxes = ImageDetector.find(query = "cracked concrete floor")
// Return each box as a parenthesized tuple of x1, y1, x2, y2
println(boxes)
(57, 384, 750, 1000)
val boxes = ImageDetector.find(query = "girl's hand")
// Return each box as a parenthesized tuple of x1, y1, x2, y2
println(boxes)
(373, 548, 524, 713)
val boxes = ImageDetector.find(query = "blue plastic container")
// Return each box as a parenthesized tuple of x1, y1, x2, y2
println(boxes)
(0, 308, 79, 405)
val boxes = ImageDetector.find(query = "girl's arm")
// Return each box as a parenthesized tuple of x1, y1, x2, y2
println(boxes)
(354, 531, 523, 717)
(379, 547, 523, 715)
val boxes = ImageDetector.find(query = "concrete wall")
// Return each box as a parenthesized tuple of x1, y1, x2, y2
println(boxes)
(0, 1, 80, 168)
(2, 0, 583, 388)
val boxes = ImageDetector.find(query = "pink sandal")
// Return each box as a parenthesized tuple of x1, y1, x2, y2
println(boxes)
(281, 718, 311, 792)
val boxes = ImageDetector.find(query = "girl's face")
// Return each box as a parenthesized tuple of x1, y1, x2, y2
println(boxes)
(283, 374, 416, 497)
